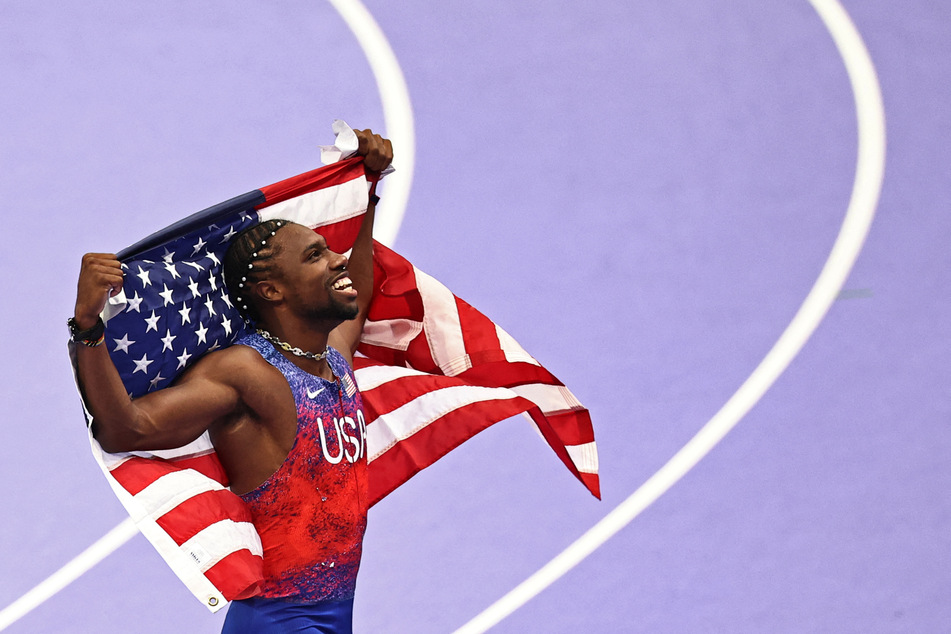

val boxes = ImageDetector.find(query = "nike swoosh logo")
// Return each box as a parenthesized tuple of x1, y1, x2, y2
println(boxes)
(307, 387, 326, 399)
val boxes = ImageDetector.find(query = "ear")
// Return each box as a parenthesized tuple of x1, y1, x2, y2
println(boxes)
(252, 279, 283, 305)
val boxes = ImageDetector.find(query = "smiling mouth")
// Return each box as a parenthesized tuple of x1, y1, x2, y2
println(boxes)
(331, 276, 353, 291)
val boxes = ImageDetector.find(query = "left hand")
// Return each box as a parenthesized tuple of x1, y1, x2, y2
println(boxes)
(354, 129, 393, 174)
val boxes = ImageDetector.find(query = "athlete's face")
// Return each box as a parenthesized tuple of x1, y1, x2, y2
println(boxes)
(270, 223, 359, 322)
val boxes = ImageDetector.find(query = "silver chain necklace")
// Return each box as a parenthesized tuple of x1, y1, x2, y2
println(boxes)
(257, 329, 329, 362)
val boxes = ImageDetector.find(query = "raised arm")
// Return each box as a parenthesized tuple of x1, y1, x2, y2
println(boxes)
(330, 129, 392, 362)
(72, 254, 242, 453)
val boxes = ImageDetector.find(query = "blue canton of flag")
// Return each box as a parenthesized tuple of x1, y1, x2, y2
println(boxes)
(105, 208, 262, 398)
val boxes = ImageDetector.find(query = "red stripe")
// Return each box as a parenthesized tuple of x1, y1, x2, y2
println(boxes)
(368, 396, 535, 505)
(204, 550, 264, 601)
(310, 215, 364, 254)
(544, 409, 597, 446)
(455, 295, 503, 356)
(357, 367, 479, 419)
(256, 156, 367, 208)
(460, 361, 561, 390)
(167, 452, 230, 487)
(155, 489, 253, 546)
(109, 456, 179, 496)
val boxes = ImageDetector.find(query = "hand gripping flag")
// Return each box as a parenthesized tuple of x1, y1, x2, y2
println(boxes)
(70, 124, 599, 611)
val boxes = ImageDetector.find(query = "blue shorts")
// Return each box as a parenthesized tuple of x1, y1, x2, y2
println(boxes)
(221, 596, 354, 633)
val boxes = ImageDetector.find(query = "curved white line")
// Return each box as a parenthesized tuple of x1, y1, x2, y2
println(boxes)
(452, 1, 886, 632)
(326, 0, 416, 247)
(0, 3, 415, 630)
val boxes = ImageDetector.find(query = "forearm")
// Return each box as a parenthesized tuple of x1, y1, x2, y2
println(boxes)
(74, 342, 152, 452)
(349, 192, 377, 319)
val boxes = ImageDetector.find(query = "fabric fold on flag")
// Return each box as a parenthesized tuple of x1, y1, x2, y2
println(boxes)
(72, 125, 599, 611)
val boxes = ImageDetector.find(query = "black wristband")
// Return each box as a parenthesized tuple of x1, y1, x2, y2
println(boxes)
(68, 317, 105, 347)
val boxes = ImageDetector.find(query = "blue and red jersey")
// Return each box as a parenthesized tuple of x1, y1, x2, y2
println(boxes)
(235, 332, 369, 603)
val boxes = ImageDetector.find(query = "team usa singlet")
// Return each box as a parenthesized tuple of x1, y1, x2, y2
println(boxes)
(222, 332, 369, 633)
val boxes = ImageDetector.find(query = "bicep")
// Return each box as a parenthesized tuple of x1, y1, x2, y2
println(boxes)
(104, 372, 242, 452)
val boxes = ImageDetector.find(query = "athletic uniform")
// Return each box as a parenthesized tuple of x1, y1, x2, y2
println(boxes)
(222, 332, 369, 633)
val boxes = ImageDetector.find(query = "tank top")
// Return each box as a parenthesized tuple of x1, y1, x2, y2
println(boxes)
(235, 332, 369, 603)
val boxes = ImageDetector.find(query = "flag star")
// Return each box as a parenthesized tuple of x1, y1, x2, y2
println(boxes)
(204, 296, 217, 317)
(195, 322, 209, 345)
(188, 277, 201, 298)
(126, 291, 144, 313)
(179, 302, 192, 325)
(184, 261, 205, 273)
(148, 373, 166, 390)
(161, 329, 177, 352)
(208, 340, 221, 352)
(161, 248, 176, 264)
(221, 225, 238, 243)
(208, 223, 219, 231)
(113, 333, 135, 353)
(120, 262, 130, 270)
(136, 265, 153, 287)
(144, 310, 161, 333)
(205, 251, 222, 267)
(132, 353, 154, 375)
(176, 348, 193, 370)
(221, 292, 233, 310)
(192, 236, 207, 255)
(164, 261, 181, 280)
(221, 317, 233, 336)
(159, 284, 175, 306)
(239, 211, 251, 222)
(209, 275, 218, 292)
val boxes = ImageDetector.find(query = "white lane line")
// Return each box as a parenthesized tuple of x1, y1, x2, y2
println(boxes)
(326, 0, 416, 248)
(0, 519, 139, 631)
(0, 1, 416, 630)
(451, 1, 886, 632)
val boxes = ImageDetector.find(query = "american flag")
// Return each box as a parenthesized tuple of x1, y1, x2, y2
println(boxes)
(74, 138, 599, 611)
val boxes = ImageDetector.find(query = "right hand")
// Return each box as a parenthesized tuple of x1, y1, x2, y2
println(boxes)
(75, 253, 124, 329)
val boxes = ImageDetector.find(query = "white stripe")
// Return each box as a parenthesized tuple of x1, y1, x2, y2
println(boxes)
(134, 469, 224, 519)
(565, 442, 599, 475)
(453, 1, 886, 631)
(180, 520, 263, 573)
(366, 384, 523, 462)
(257, 177, 368, 228)
(354, 361, 425, 391)
(416, 268, 471, 375)
(510, 382, 584, 414)
(495, 324, 541, 366)
(361, 317, 423, 351)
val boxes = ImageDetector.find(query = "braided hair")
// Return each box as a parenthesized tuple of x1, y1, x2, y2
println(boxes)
(223, 219, 291, 324)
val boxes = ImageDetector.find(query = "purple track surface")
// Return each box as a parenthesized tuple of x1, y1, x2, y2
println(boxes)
(1, 1, 948, 632)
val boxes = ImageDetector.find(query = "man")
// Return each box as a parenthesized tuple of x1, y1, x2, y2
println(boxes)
(70, 129, 393, 632)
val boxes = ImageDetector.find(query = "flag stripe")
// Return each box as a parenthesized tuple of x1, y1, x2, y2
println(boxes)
(366, 384, 530, 462)
(360, 318, 423, 352)
(415, 268, 471, 375)
(367, 396, 537, 504)
(204, 550, 265, 602)
(565, 441, 600, 474)
(156, 489, 254, 546)
(180, 519, 263, 572)
(257, 156, 366, 207)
